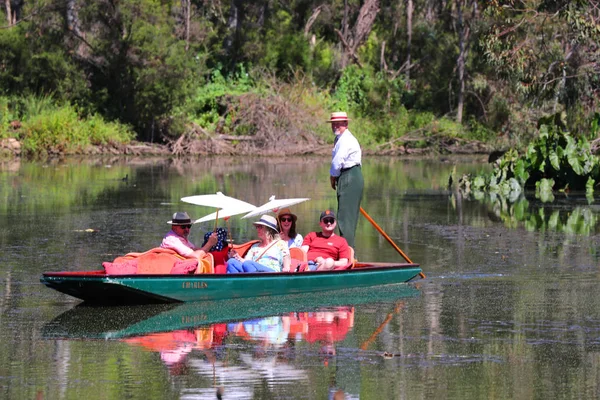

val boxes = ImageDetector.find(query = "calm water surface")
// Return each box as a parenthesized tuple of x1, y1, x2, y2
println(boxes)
(1, 155, 599, 399)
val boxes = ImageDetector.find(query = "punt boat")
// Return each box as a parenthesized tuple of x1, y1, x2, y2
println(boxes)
(41, 260, 422, 305)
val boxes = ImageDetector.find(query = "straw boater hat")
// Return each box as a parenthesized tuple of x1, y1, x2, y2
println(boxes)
(277, 208, 297, 222)
(253, 215, 279, 231)
(167, 211, 194, 225)
(326, 111, 350, 123)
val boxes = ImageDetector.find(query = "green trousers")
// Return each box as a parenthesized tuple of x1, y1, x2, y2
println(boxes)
(336, 166, 364, 248)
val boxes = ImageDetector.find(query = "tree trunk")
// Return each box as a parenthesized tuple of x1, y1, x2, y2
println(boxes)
(406, 0, 413, 90)
(339, 0, 379, 68)
(224, 0, 241, 55)
(342, 0, 349, 38)
(425, 0, 434, 21)
(304, 5, 322, 38)
(182, 0, 191, 51)
(456, 0, 466, 123)
(66, 0, 82, 36)
(4, 0, 11, 25)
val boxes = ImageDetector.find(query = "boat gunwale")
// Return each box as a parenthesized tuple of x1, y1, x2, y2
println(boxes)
(42, 262, 421, 280)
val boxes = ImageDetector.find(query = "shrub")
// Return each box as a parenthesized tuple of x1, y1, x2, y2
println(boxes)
(19, 103, 134, 155)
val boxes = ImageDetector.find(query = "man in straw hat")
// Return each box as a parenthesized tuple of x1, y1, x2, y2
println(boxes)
(161, 211, 218, 259)
(327, 111, 363, 248)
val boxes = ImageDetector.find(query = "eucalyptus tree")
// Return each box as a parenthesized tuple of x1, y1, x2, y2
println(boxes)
(481, 0, 600, 138)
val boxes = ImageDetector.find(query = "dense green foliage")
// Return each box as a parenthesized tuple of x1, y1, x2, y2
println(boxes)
(0, 0, 598, 150)
(457, 114, 600, 202)
(0, 96, 135, 155)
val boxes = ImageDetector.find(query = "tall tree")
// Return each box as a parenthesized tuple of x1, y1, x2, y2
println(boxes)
(455, 0, 466, 123)
(336, 0, 380, 68)
(405, 0, 413, 89)
(481, 1, 600, 132)
(182, 0, 191, 51)
(4, 0, 12, 25)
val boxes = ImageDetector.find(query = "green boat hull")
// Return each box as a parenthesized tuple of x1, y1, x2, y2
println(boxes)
(43, 284, 421, 340)
(41, 262, 422, 304)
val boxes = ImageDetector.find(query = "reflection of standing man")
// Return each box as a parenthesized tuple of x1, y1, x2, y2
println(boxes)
(328, 112, 363, 248)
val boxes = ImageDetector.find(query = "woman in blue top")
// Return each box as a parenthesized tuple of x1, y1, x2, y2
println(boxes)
(277, 208, 303, 248)
(227, 215, 291, 273)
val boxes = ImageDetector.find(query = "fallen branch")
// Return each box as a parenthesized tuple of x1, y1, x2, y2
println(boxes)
(217, 135, 257, 141)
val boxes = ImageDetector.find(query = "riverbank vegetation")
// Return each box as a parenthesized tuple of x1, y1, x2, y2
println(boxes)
(0, 1, 598, 158)
(454, 113, 600, 201)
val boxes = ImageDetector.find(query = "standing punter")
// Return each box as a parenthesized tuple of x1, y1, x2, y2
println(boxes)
(328, 111, 363, 249)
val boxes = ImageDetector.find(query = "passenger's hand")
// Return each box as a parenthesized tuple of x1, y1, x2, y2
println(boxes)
(323, 258, 335, 270)
(330, 176, 337, 190)
(314, 257, 324, 270)
(207, 232, 218, 246)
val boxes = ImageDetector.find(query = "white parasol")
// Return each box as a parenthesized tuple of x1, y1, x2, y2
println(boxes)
(181, 192, 256, 231)
(194, 206, 256, 224)
(242, 195, 310, 219)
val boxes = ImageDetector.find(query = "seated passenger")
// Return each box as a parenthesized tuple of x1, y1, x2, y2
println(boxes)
(301, 210, 350, 271)
(161, 212, 218, 260)
(227, 215, 291, 273)
(277, 208, 303, 248)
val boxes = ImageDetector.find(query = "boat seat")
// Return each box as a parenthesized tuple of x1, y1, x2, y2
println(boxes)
(231, 240, 260, 258)
(289, 247, 308, 272)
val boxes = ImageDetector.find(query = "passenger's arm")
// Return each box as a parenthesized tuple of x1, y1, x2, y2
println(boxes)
(282, 255, 291, 272)
(190, 249, 208, 259)
(162, 236, 194, 257)
(332, 258, 349, 268)
(198, 232, 218, 253)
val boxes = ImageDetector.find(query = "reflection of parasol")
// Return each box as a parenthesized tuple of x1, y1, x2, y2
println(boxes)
(242, 195, 310, 220)
(181, 192, 256, 232)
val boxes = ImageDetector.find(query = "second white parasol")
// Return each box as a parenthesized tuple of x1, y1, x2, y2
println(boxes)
(181, 192, 256, 231)
(242, 195, 310, 219)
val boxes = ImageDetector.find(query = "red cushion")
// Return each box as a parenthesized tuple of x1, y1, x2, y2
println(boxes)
(103, 259, 138, 275)
(289, 258, 305, 272)
(171, 259, 198, 274)
(214, 264, 227, 274)
(210, 248, 229, 267)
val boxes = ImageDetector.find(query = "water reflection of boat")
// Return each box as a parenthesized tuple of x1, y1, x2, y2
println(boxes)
(121, 307, 355, 372)
(42, 284, 419, 340)
(44, 286, 412, 398)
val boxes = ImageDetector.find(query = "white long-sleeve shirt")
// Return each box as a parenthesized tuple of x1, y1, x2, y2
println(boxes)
(330, 129, 362, 177)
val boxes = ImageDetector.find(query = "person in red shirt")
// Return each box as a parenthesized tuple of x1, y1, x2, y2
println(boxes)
(301, 210, 351, 271)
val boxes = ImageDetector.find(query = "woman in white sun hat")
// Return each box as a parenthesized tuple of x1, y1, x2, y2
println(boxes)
(226, 215, 291, 273)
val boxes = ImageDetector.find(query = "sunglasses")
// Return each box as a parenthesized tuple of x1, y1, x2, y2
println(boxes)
(322, 218, 335, 224)
(280, 217, 293, 222)
(179, 224, 192, 229)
